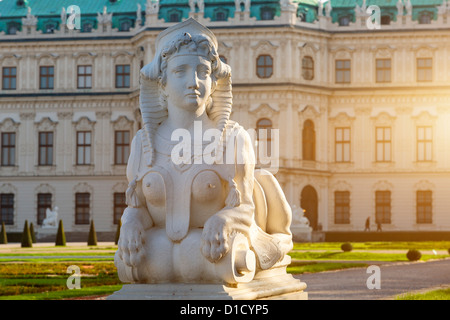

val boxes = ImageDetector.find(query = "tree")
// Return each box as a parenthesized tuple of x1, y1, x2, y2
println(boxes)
(0, 222, 7, 245)
(88, 220, 97, 246)
(55, 219, 66, 246)
(21, 220, 33, 248)
(115, 219, 122, 245)
(30, 222, 37, 243)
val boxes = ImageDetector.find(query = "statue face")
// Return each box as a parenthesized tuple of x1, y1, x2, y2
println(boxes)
(163, 54, 212, 114)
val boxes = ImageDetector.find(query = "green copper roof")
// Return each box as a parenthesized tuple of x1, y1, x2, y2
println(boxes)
(0, 0, 447, 32)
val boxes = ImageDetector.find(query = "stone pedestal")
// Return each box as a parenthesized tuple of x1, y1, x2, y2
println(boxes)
(108, 256, 307, 300)
(36, 227, 57, 241)
(108, 275, 307, 300)
(291, 226, 312, 242)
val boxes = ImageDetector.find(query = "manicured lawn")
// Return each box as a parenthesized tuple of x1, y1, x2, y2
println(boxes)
(288, 251, 449, 262)
(293, 241, 450, 251)
(0, 262, 121, 299)
(0, 241, 449, 300)
(396, 287, 450, 300)
(287, 261, 368, 274)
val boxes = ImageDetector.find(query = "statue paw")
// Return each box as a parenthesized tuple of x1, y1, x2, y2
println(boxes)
(201, 215, 231, 263)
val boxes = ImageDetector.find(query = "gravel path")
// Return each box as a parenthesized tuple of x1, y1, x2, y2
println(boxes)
(294, 258, 450, 300)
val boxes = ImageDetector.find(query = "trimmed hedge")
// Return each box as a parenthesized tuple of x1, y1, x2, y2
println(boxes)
(115, 220, 122, 245)
(55, 219, 66, 246)
(30, 222, 36, 244)
(0, 222, 7, 244)
(341, 242, 353, 252)
(88, 220, 97, 246)
(21, 220, 33, 248)
(406, 249, 422, 261)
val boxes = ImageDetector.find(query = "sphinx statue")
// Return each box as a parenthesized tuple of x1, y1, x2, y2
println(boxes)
(111, 18, 307, 300)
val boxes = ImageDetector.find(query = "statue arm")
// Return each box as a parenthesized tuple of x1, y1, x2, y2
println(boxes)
(118, 131, 153, 267)
(124, 130, 153, 230)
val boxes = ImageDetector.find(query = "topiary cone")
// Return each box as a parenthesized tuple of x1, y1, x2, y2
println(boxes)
(115, 219, 122, 245)
(30, 222, 36, 244)
(21, 220, 33, 248)
(0, 222, 7, 245)
(55, 219, 66, 246)
(88, 220, 97, 246)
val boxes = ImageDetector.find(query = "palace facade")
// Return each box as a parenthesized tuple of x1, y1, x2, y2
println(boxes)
(1, 0, 450, 239)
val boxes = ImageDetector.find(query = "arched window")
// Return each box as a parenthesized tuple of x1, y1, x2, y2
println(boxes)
(418, 12, 432, 24)
(417, 190, 432, 224)
(169, 10, 181, 23)
(82, 21, 94, 33)
(214, 9, 228, 21)
(375, 191, 391, 224)
(119, 20, 132, 32)
(256, 55, 273, 79)
(44, 22, 56, 34)
(381, 15, 391, 25)
(256, 118, 272, 161)
(335, 191, 350, 224)
(302, 56, 314, 80)
(302, 120, 315, 161)
(261, 7, 275, 20)
(7, 22, 20, 35)
(338, 16, 350, 26)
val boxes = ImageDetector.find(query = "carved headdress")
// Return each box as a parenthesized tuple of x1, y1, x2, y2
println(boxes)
(139, 18, 232, 166)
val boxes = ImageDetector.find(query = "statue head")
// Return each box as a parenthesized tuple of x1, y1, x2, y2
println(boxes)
(139, 19, 232, 166)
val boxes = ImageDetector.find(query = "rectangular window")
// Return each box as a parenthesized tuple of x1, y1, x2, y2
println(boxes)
(335, 127, 351, 162)
(417, 126, 432, 162)
(77, 65, 92, 89)
(417, 190, 432, 224)
(335, 60, 351, 84)
(37, 193, 52, 225)
(0, 193, 14, 225)
(376, 127, 391, 162)
(77, 131, 91, 165)
(2, 67, 17, 90)
(115, 131, 130, 165)
(375, 191, 391, 224)
(302, 56, 314, 80)
(376, 59, 391, 83)
(75, 193, 90, 225)
(39, 66, 54, 89)
(39, 132, 53, 166)
(417, 58, 432, 82)
(335, 191, 350, 224)
(114, 193, 127, 225)
(1, 132, 15, 166)
(115, 65, 130, 88)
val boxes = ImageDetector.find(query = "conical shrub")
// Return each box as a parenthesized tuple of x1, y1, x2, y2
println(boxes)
(87, 220, 97, 246)
(21, 220, 33, 248)
(30, 222, 36, 244)
(0, 222, 7, 244)
(55, 219, 66, 246)
(115, 219, 122, 245)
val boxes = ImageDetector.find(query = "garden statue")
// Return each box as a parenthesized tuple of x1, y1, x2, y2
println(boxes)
(42, 206, 58, 228)
(111, 18, 307, 300)
(290, 205, 312, 242)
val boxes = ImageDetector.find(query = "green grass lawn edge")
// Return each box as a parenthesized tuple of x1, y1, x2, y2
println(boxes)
(396, 287, 450, 300)
(0, 285, 122, 300)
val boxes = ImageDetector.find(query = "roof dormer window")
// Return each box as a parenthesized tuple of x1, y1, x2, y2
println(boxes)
(17, 0, 28, 7)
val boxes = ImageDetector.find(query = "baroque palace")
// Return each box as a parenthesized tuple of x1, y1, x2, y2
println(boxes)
(1, 0, 450, 239)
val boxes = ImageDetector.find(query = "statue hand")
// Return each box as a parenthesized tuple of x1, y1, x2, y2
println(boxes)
(201, 214, 231, 263)
(118, 221, 145, 267)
